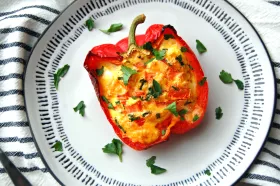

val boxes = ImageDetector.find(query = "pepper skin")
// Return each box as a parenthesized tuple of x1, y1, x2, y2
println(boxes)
(84, 14, 208, 150)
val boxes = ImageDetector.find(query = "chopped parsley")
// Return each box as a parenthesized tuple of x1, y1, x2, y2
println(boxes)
(73, 101, 86, 116)
(161, 130, 166, 135)
(54, 64, 70, 90)
(156, 113, 161, 119)
(115, 100, 120, 105)
(204, 169, 211, 176)
(184, 101, 192, 105)
(115, 119, 126, 133)
(181, 46, 188, 52)
(188, 64, 194, 70)
(142, 111, 151, 117)
(176, 55, 184, 66)
(196, 40, 207, 54)
(132, 96, 138, 100)
(234, 79, 244, 90)
(199, 77, 207, 86)
(101, 96, 114, 110)
(139, 79, 147, 90)
(165, 102, 178, 116)
(215, 107, 223, 120)
(178, 109, 187, 121)
(193, 114, 199, 122)
(172, 86, 179, 91)
(219, 70, 233, 84)
(146, 80, 162, 99)
(128, 114, 140, 122)
(142, 42, 153, 52)
(85, 17, 94, 31)
(96, 66, 104, 76)
(219, 70, 244, 90)
(146, 156, 167, 175)
(145, 57, 155, 65)
(52, 141, 63, 152)
(153, 49, 167, 60)
(102, 138, 123, 162)
(164, 34, 174, 40)
(146, 156, 156, 167)
(118, 77, 123, 80)
(100, 23, 123, 34)
(121, 65, 137, 85)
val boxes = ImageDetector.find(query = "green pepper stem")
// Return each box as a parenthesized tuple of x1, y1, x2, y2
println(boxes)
(128, 14, 146, 47)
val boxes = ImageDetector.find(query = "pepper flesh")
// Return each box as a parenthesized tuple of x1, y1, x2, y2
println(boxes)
(84, 14, 208, 150)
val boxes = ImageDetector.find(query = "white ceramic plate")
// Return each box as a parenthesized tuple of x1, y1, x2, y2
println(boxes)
(24, 0, 276, 185)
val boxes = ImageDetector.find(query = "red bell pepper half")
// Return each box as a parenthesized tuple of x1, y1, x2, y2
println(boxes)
(84, 14, 208, 150)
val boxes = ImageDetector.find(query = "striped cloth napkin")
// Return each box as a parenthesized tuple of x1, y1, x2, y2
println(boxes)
(0, 0, 279, 185)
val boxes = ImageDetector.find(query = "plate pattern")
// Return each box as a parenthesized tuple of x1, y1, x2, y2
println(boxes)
(33, 0, 264, 185)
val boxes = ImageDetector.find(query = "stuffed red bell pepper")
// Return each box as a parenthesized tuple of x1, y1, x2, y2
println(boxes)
(84, 14, 208, 150)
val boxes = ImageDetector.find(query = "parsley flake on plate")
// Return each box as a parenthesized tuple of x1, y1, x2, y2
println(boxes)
(102, 138, 123, 162)
(219, 70, 244, 90)
(100, 23, 123, 34)
(146, 156, 167, 175)
(73, 101, 86, 116)
(54, 64, 70, 90)
(52, 141, 63, 152)
(196, 40, 207, 54)
(215, 107, 223, 120)
(85, 17, 94, 31)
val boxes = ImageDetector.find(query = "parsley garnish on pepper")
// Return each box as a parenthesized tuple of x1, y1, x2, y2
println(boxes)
(199, 77, 207, 86)
(73, 101, 86, 116)
(146, 156, 167, 175)
(165, 102, 179, 116)
(181, 46, 188, 52)
(146, 80, 162, 99)
(215, 107, 223, 120)
(193, 114, 199, 122)
(142, 41, 153, 52)
(121, 65, 137, 85)
(153, 49, 167, 60)
(54, 64, 70, 90)
(100, 23, 123, 34)
(128, 114, 140, 122)
(156, 113, 161, 119)
(139, 79, 147, 90)
(172, 86, 179, 91)
(52, 141, 63, 152)
(85, 17, 94, 31)
(142, 111, 151, 117)
(176, 55, 184, 66)
(101, 96, 114, 110)
(219, 70, 244, 90)
(145, 57, 155, 65)
(196, 40, 207, 54)
(164, 34, 174, 40)
(161, 130, 166, 135)
(115, 119, 126, 133)
(102, 138, 123, 162)
(96, 66, 104, 76)
(178, 109, 187, 120)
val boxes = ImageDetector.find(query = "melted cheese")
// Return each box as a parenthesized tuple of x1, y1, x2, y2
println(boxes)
(97, 38, 201, 144)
